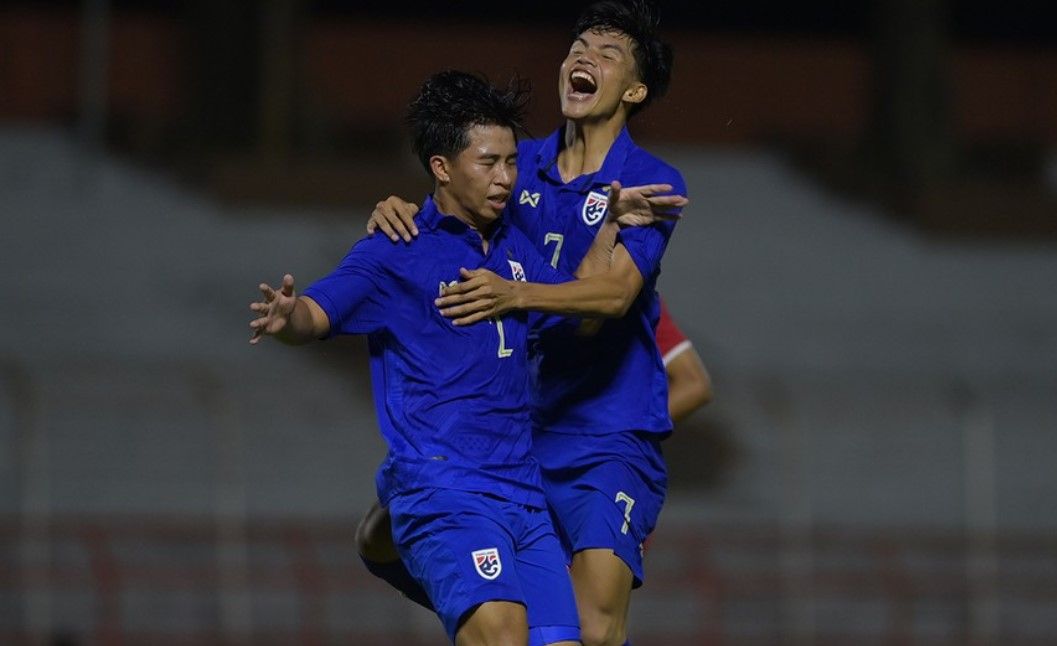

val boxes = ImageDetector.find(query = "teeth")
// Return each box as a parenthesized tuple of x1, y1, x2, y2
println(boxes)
(571, 70, 596, 87)
(568, 69, 597, 96)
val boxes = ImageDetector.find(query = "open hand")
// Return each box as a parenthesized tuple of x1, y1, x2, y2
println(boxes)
(607, 180, 688, 227)
(249, 274, 298, 344)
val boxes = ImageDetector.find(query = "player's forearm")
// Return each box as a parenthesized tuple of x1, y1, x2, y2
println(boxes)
(666, 350, 714, 422)
(669, 380, 712, 422)
(511, 272, 635, 318)
(274, 298, 325, 345)
(574, 222, 620, 279)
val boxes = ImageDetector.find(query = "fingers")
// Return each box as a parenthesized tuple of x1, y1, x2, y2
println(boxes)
(435, 280, 494, 312)
(438, 300, 495, 325)
(388, 216, 413, 243)
(371, 197, 420, 242)
(248, 311, 269, 344)
(628, 183, 674, 197)
(372, 211, 400, 242)
(435, 268, 485, 298)
(258, 282, 276, 300)
(647, 195, 688, 208)
(250, 277, 291, 344)
(435, 282, 486, 307)
(394, 201, 420, 238)
(451, 311, 491, 326)
(437, 278, 479, 299)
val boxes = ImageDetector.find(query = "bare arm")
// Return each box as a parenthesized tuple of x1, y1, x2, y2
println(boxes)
(435, 243, 644, 324)
(665, 344, 713, 422)
(518, 242, 644, 318)
(249, 274, 330, 345)
(574, 221, 620, 279)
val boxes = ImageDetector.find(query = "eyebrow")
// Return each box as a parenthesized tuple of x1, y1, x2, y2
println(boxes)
(573, 36, 626, 55)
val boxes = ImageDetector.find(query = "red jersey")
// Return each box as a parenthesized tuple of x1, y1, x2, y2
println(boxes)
(656, 298, 693, 366)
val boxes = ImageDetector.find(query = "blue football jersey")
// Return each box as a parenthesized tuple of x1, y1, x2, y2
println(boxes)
(510, 126, 686, 436)
(303, 196, 572, 508)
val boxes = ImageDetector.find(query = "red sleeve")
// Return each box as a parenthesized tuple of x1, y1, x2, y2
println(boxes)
(655, 297, 692, 365)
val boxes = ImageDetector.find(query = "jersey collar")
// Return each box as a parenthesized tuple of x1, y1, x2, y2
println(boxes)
(535, 125, 635, 192)
(418, 195, 509, 243)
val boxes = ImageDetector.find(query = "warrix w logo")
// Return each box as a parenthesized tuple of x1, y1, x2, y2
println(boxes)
(438, 280, 458, 296)
(519, 189, 541, 208)
(472, 547, 502, 580)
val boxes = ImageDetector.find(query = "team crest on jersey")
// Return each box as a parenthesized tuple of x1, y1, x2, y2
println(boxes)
(508, 259, 526, 282)
(519, 189, 541, 208)
(472, 548, 502, 580)
(581, 190, 609, 226)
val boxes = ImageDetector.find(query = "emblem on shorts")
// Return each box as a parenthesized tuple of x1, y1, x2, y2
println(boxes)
(472, 547, 502, 580)
(582, 190, 609, 226)
(508, 259, 526, 282)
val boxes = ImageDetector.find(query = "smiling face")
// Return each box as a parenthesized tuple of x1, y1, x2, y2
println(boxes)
(559, 28, 647, 123)
(431, 124, 518, 230)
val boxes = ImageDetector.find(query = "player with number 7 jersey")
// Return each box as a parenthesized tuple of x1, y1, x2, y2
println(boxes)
(364, 3, 691, 643)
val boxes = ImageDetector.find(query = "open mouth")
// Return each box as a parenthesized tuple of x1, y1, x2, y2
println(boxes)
(569, 69, 598, 95)
(488, 194, 510, 209)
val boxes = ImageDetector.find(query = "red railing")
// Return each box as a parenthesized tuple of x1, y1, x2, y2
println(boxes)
(2, 516, 1055, 645)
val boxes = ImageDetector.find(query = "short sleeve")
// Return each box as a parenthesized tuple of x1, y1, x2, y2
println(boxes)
(302, 238, 390, 337)
(655, 297, 692, 364)
(616, 166, 686, 283)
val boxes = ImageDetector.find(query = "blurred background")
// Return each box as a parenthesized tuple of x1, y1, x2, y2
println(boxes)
(2, 1, 1057, 644)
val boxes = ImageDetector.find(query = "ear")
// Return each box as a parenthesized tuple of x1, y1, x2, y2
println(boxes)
(623, 82, 648, 106)
(430, 155, 451, 184)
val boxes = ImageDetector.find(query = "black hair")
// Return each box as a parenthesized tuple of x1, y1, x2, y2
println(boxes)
(406, 70, 530, 176)
(573, 0, 673, 117)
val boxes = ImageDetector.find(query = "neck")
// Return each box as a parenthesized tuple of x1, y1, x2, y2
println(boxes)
(433, 189, 494, 243)
(557, 114, 626, 182)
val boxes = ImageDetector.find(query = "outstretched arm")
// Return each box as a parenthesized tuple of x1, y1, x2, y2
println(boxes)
(249, 274, 330, 345)
(435, 181, 687, 324)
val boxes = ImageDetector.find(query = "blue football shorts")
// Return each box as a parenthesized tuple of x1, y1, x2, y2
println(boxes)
(532, 429, 669, 587)
(388, 487, 580, 645)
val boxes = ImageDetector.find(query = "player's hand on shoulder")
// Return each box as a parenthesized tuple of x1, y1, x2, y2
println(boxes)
(435, 267, 516, 326)
(367, 195, 420, 243)
(607, 180, 687, 228)
(249, 274, 298, 344)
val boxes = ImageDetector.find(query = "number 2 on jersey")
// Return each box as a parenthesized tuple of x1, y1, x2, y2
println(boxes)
(491, 318, 513, 358)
